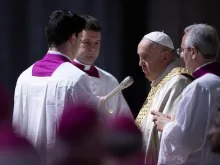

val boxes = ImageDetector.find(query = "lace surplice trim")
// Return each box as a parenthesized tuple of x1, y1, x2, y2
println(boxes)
(158, 123, 185, 165)
(135, 67, 192, 128)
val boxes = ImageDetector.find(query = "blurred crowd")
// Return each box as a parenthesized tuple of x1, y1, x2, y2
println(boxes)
(0, 83, 146, 165)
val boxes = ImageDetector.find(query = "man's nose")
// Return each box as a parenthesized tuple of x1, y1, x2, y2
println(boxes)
(139, 59, 143, 67)
(89, 46, 96, 53)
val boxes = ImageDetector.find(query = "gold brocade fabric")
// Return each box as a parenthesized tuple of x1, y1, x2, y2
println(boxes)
(135, 67, 192, 128)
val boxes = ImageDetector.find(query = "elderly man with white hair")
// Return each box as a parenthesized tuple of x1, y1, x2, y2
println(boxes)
(135, 31, 193, 165)
(155, 24, 220, 165)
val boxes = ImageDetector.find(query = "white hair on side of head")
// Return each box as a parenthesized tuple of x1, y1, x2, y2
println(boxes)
(184, 23, 220, 59)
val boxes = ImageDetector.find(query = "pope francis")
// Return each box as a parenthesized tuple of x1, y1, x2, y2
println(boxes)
(135, 31, 193, 165)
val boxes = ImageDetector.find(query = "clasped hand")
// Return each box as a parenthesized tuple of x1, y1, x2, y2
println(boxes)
(151, 110, 174, 132)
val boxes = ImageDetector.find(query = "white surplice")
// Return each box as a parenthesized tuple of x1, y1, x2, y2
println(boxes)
(135, 59, 193, 165)
(12, 51, 102, 159)
(158, 73, 220, 165)
(73, 59, 133, 118)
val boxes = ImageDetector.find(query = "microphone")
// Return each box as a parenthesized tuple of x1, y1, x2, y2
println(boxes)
(104, 76, 134, 101)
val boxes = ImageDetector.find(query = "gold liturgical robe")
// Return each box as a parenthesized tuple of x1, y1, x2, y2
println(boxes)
(135, 60, 193, 165)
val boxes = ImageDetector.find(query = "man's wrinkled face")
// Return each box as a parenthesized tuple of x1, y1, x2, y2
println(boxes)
(76, 29, 101, 65)
(137, 39, 166, 81)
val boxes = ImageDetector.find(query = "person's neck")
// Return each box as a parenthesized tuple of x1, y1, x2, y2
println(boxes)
(193, 59, 216, 72)
(49, 46, 74, 60)
(151, 59, 180, 87)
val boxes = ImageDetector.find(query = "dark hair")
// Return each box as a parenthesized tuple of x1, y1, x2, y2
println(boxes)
(80, 15, 102, 32)
(45, 9, 86, 46)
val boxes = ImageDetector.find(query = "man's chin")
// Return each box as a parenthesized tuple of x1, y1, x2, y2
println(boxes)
(144, 74, 153, 81)
(86, 58, 96, 65)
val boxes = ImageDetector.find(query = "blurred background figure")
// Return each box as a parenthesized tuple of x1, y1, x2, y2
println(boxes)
(102, 115, 145, 165)
(50, 104, 103, 165)
(0, 83, 41, 165)
(0, 126, 41, 165)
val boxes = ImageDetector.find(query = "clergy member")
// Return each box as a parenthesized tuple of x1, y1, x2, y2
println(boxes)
(13, 9, 104, 164)
(135, 31, 193, 165)
(156, 23, 220, 165)
(51, 104, 102, 165)
(0, 126, 41, 165)
(72, 15, 132, 118)
(102, 115, 144, 165)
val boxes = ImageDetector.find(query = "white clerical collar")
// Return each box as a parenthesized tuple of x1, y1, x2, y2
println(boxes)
(73, 59, 92, 71)
(194, 61, 215, 72)
(48, 50, 72, 62)
(151, 58, 184, 87)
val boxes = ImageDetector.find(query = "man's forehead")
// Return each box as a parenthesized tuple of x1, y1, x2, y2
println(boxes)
(181, 33, 188, 47)
(82, 30, 101, 37)
(138, 39, 157, 52)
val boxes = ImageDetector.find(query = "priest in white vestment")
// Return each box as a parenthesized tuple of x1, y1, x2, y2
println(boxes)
(12, 10, 104, 164)
(135, 32, 193, 165)
(72, 15, 132, 118)
(155, 24, 220, 165)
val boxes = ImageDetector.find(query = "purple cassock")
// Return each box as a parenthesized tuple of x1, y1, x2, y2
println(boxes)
(72, 60, 100, 78)
(51, 104, 102, 165)
(57, 104, 100, 143)
(32, 53, 71, 77)
(193, 62, 220, 78)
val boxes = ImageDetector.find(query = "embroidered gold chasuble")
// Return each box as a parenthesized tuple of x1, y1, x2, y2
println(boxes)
(135, 67, 193, 165)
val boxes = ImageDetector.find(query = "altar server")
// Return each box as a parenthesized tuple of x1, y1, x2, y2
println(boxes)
(73, 15, 132, 118)
(13, 9, 104, 163)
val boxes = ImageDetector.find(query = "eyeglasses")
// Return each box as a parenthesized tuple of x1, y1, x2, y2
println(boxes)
(177, 47, 201, 56)
(176, 48, 190, 56)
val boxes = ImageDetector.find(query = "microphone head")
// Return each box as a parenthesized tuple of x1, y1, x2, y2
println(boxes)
(121, 76, 134, 88)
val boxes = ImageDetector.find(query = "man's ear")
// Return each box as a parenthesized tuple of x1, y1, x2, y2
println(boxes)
(69, 33, 77, 44)
(191, 47, 197, 60)
(161, 51, 171, 63)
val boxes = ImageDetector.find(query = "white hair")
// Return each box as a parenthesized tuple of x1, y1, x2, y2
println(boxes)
(184, 24, 220, 59)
